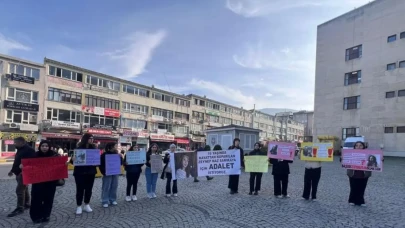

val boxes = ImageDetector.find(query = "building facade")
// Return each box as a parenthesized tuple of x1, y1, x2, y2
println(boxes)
(0, 54, 304, 157)
(313, 0, 405, 156)
(293, 110, 314, 142)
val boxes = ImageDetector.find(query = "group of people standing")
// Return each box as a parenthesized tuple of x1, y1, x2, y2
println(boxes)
(6, 133, 373, 224)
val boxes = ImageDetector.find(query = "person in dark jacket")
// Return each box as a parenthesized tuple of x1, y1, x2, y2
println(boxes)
(145, 143, 160, 199)
(27, 140, 60, 223)
(163, 144, 178, 197)
(228, 138, 244, 194)
(7, 137, 35, 218)
(248, 142, 266, 195)
(99, 142, 122, 208)
(269, 156, 293, 198)
(347, 141, 372, 206)
(70, 133, 97, 215)
(193, 145, 214, 182)
(124, 145, 144, 202)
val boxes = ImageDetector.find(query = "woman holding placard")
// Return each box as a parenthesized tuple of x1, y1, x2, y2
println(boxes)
(70, 133, 97, 215)
(228, 138, 244, 195)
(162, 144, 178, 197)
(28, 140, 59, 223)
(248, 142, 266, 195)
(99, 142, 122, 208)
(269, 157, 293, 198)
(124, 145, 144, 202)
(347, 141, 371, 206)
(145, 143, 160, 199)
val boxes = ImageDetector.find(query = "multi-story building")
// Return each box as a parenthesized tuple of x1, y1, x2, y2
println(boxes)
(275, 112, 305, 142)
(293, 110, 314, 142)
(251, 110, 276, 141)
(313, 0, 405, 156)
(0, 54, 46, 157)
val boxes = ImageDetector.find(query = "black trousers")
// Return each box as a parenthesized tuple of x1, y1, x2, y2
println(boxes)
(273, 174, 289, 196)
(228, 175, 240, 192)
(302, 167, 321, 199)
(126, 172, 141, 196)
(74, 174, 95, 206)
(249, 173, 263, 192)
(15, 174, 30, 210)
(165, 173, 178, 194)
(349, 177, 369, 205)
(30, 182, 56, 221)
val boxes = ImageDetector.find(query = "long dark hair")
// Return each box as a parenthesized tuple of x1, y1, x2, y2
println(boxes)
(105, 142, 117, 153)
(176, 153, 192, 178)
(353, 141, 366, 149)
(147, 143, 159, 154)
(233, 138, 240, 146)
(78, 133, 94, 148)
(254, 142, 261, 149)
(37, 140, 54, 156)
(213, 145, 222, 150)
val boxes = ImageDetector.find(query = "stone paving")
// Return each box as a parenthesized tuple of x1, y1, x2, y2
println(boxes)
(0, 157, 404, 228)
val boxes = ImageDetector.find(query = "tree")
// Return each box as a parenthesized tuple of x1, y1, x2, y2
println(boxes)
(213, 145, 222, 151)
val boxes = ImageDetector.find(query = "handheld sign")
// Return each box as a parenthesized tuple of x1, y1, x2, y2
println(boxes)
(300, 142, 334, 162)
(342, 149, 383, 172)
(244, 156, 268, 173)
(170, 151, 197, 180)
(22, 156, 68, 185)
(267, 142, 295, 161)
(150, 154, 163, 173)
(105, 154, 121, 176)
(197, 150, 241, 176)
(73, 149, 100, 166)
(126, 151, 146, 165)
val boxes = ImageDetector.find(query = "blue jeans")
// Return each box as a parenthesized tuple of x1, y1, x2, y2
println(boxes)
(145, 167, 158, 194)
(101, 175, 119, 204)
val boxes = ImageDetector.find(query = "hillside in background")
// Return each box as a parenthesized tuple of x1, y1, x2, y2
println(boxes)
(259, 108, 298, 116)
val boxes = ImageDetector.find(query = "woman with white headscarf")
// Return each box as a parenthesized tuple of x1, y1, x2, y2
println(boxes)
(162, 144, 178, 197)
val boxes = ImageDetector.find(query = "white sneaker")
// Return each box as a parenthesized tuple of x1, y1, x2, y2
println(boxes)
(152, 193, 157, 198)
(166, 194, 171, 197)
(312, 198, 317, 202)
(349, 203, 355, 206)
(125, 196, 131, 202)
(112, 201, 118, 206)
(83, 204, 92, 213)
(276, 195, 283, 198)
(103, 204, 109, 208)
(284, 195, 290, 198)
(360, 204, 367, 207)
(131, 195, 137, 201)
(147, 193, 153, 199)
(173, 194, 178, 197)
(76, 206, 82, 215)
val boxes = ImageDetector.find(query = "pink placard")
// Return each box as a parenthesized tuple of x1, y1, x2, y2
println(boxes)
(341, 149, 383, 172)
(267, 142, 295, 161)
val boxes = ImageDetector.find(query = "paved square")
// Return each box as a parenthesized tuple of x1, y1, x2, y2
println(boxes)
(0, 158, 404, 228)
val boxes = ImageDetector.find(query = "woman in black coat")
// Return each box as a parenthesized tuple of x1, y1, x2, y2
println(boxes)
(28, 140, 59, 223)
(269, 157, 293, 198)
(228, 138, 244, 194)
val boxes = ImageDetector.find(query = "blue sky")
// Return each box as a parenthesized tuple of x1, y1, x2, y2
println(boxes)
(0, 0, 370, 110)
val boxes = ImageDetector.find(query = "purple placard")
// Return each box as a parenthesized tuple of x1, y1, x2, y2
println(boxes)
(342, 149, 383, 172)
(73, 149, 100, 166)
(267, 142, 295, 161)
(106, 154, 121, 176)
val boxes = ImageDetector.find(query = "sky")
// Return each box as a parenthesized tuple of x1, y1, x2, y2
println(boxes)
(0, 0, 371, 111)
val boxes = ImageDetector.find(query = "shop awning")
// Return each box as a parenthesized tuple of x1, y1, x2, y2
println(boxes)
(176, 138, 189, 144)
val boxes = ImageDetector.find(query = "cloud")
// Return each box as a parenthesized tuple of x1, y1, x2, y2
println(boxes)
(103, 30, 167, 79)
(225, 0, 371, 17)
(0, 33, 31, 54)
(265, 93, 272, 97)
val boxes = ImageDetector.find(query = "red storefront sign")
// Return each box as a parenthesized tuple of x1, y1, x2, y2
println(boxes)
(150, 133, 174, 142)
(88, 129, 112, 135)
(82, 105, 120, 118)
(176, 138, 190, 144)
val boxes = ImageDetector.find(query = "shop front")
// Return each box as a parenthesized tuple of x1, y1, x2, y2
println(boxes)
(0, 131, 39, 158)
(149, 133, 175, 152)
(86, 127, 118, 151)
(121, 130, 149, 151)
(190, 136, 206, 150)
(41, 120, 82, 155)
(175, 137, 190, 150)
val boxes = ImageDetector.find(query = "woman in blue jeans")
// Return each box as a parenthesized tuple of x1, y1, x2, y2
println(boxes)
(145, 143, 160, 199)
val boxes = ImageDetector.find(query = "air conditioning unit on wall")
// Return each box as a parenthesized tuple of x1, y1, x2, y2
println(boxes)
(9, 123, 19, 128)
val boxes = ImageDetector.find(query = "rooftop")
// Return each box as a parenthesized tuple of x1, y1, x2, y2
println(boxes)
(205, 124, 261, 133)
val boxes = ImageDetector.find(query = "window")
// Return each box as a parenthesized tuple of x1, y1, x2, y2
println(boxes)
(86, 75, 120, 91)
(345, 45, 362, 61)
(83, 114, 119, 126)
(397, 126, 405, 133)
(173, 126, 189, 134)
(342, 128, 359, 139)
(386, 91, 395, 98)
(344, 70, 361, 85)
(207, 102, 220, 110)
(121, 118, 147, 130)
(239, 133, 256, 150)
(122, 102, 148, 114)
(343, 96, 360, 110)
(48, 65, 83, 82)
(6, 88, 38, 104)
(175, 98, 190, 107)
(152, 92, 173, 103)
(151, 107, 173, 119)
(122, 85, 150, 97)
(400, 32, 405, 39)
(192, 111, 204, 120)
(175, 112, 189, 121)
(399, 61, 405, 68)
(398, 90, 405, 97)
(387, 35, 397, 43)
(6, 110, 37, 124)
(9, 63, 40, 80)
(85, 95, 119, 110)
(384, 127, 394, 133)
(48, 88, 82, 104)
(47, 108, 81, 122)
(150, 123, 172, 132)
(221, 117, 232, 125)
(387, 63, 396, 71)
(207, 114, 219, 123)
